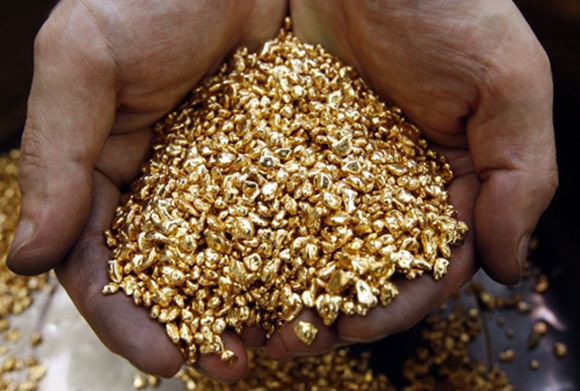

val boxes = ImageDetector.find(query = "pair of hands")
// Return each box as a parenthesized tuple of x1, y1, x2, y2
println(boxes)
(7, 0, 557, 383)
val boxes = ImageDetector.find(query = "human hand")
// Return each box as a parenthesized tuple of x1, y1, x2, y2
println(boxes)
(263, 0, 558, 360)
(6, 0, 286, 381)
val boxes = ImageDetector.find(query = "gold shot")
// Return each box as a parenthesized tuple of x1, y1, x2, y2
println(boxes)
(102, 22, 467, 365)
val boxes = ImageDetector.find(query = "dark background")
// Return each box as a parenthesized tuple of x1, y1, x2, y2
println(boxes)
(1, 1, 578, 389)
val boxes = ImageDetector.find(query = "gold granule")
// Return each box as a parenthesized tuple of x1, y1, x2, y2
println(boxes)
(220, 349, 238, 367)
(527, 332, 541, 349)
(293, 321, 318, 345)
(533, 321, 548, 336)
(499, 348, 515, 363)
(554, 342, 567, 358)
(533, 274, 549, 293)
(132, 373, 147, 389)
(527, 321, 548, 349)
(104, 20, 467, 364)
(146, 374, 159, 387)
(30, 331, 42, 346)
(516, 300, 532, 314)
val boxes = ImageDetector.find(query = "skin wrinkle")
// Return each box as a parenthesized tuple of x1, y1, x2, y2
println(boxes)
(29, 38, 116, 173)
(294, 2, 483, 143)
(55, 171, 117, 311)
(470, 74, 554, 181)
(110, 3, 278, 129)
(95, 132, 154, 188)
(43, 3, 117, 93)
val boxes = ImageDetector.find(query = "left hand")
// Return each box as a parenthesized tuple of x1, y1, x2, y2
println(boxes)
(264, 0, 558, 359)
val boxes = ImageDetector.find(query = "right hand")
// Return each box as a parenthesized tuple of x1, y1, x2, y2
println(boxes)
(7, 0, 286, 381)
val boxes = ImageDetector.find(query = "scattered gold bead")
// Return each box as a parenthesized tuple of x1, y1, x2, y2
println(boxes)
(499, 348, 516, 363)
(533, 274, 549, 293)
(516, 300, 532, 314)
(554, 342, 568, 358)
(533, 321, 548, 336)
(132, 373, 147, 390)
(30, 332, 42, 347)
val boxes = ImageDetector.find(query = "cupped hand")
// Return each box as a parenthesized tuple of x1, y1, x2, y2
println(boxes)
(7, 0, 286, 380)
(264, 0, 558, 359)
(7, 0, 558, 380)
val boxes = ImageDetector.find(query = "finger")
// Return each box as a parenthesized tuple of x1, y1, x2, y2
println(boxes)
(55, 171, 184, 376)
(7, 2, 117, 275)
(468, 27, 558, 284)
(240, 325, 268, 349)
(262, 333, 295, 362)
(337, 172, 478, 341)
(194, 331, 248, 384)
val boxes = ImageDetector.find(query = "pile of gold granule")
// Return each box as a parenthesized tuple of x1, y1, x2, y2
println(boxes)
(134, 293, 517, 391)
(403, 304, 513, 391)
(0, 150, 49, 391)
(0, 149, 568, 391)
(172, 348, 394, 391)
(104, 21, 467, 365)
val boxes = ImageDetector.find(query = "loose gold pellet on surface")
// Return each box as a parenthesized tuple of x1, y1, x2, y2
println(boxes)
(554, 342, 568, 358)
(528, 321, 548, 349)
(527, 332, 541, 349)
(533, 274, 549, 293)
(104, 19, 467, 365)
(516, 300, 532, 314)
(533, 321, 548, 336)
(499, 348, 516, 363)
(530, 359, 540, 370)
(30, 331, 42, 347)
(146, 374, 160, 388)
(293, 321, 318, 345)
(133, 373, 147, 390)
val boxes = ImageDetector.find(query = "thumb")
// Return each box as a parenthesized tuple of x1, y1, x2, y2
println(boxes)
(470, 38, 558, 285)
(7, 5, 116, 275)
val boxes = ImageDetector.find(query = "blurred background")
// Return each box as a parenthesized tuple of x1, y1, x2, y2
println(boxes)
(1, 1, 578, 390)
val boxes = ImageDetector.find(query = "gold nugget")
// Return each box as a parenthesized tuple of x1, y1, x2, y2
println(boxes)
(104, 20, 467, 364)
(293, 321, 318, 346)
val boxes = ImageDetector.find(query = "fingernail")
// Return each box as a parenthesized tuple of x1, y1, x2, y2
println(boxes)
(339, 333, 389, 343)
(6, 219, 35, 268)
(516, 234, 530, 282)
(189, 365, 231, 384)
(332, 339, 352, 349)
